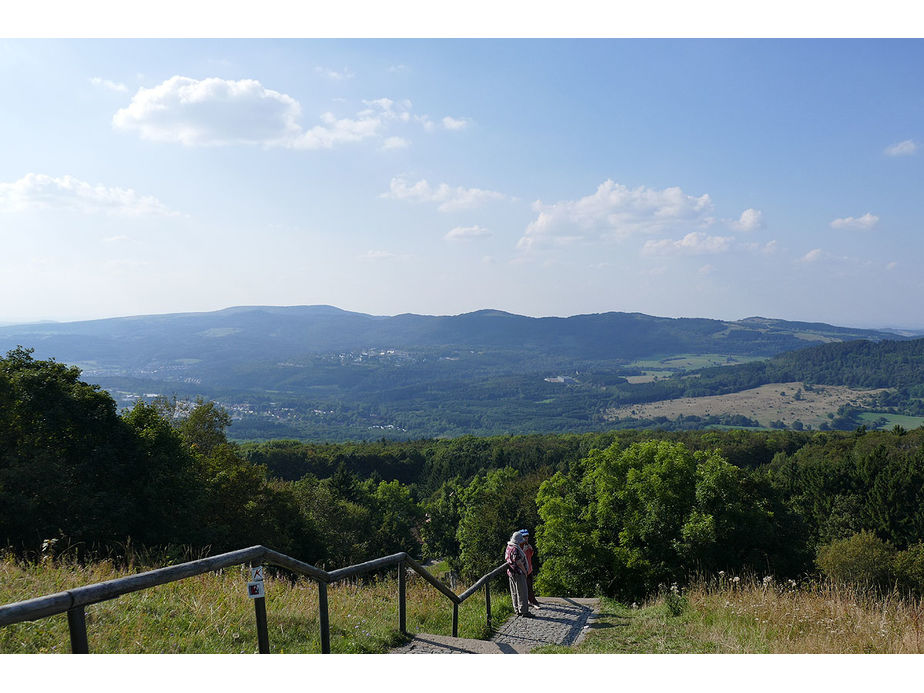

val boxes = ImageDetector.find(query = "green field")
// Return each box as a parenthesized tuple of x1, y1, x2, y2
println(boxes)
(857, 412, 924, 430)
(627, 353, 767, 371)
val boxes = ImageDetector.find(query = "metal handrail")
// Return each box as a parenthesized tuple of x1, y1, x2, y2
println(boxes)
(0, 545, 507, 654)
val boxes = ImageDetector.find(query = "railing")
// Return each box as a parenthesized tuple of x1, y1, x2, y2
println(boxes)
(0, 545, 509, 654)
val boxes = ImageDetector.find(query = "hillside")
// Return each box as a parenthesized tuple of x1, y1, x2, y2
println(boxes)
(0, 306, 910, 440)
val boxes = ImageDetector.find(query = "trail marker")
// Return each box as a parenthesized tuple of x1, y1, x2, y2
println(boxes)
(247, 581, 265, 599)
(250, 566, 264, 582)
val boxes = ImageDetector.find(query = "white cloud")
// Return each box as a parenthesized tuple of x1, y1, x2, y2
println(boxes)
(729, 208, 764, 232)
(884, 139, 917, 156)
(698, 264, 715, 275)
(113, 76, 302, 146)
(294, 111, 384, 150)
(314, 66, 355, 80)
(445, 225, 492, 241)
(0, 173, 175, 216)
(113, 76, 449, 151)
(830, 212, 879, 230)
(641, 232, 733, 256)
(381, 136, 410, 150)
(518, 180, 713, 251)
(359, 250, 397, 261)
(382, 177, 506, 212)
(415, 114, 436, 132)
(90, 77, 128, 93)
(800, 248, 824, 263)
(442, 116, 469, 131)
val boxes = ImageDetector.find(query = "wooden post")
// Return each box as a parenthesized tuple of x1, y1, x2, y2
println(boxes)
(67, 605, 89, 654)
(254, 596, 270, 654)
(452, 602, 459, 638)
(318, 581, 330, 654)
(398, 561, 406, 635)
(485, 580, 492, 630)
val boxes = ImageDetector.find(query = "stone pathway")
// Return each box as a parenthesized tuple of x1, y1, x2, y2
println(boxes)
(391, 597, 599, 654)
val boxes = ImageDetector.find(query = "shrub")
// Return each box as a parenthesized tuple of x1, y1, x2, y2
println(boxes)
(815, 530, 895, 588)
(893, 542, 924, 593)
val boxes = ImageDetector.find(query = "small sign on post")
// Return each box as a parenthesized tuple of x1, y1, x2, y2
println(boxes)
(247, 565, 265, 599)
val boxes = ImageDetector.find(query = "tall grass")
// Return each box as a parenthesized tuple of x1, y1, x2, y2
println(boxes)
(539, 574, 924, 654)
(0, 552, 512, 654)
(681, 574, 924, 653)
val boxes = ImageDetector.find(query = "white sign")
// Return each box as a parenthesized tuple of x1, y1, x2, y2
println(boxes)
(247, 581, 265, 599)
(250, 566, 264, 582)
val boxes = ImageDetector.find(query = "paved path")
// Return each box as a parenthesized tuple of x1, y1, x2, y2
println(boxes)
(391, 597, 599, 654)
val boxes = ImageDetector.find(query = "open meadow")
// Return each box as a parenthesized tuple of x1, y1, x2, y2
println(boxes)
(537, 577, 924, 654)
(605, 381, 888, 428)
(0, 553, 511, 654)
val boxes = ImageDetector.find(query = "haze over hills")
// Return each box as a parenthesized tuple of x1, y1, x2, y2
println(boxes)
(0, 305, 916, 440)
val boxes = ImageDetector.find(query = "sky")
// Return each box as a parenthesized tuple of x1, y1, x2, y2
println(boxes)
(2, 33, 924, 328)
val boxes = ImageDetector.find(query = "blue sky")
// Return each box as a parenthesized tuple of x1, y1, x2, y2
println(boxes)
(2, 38, 924, 327)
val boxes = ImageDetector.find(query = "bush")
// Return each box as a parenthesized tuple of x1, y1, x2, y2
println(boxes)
(893, 543, 924, 593)
(815, 531, 895, 588)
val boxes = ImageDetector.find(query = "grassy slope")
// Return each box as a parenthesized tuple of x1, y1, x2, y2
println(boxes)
(537, 578, 924, 654)
(0, 554, 512, 654)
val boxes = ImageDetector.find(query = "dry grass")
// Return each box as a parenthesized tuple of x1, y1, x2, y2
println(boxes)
(540, 576, 924, 654)
(604, 381, 888, 428)
(0, 553, 511, 654)
(681, 576, 924, 653)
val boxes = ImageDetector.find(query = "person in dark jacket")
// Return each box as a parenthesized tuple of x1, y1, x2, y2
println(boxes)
(519, 529, 541, 609)
(505, 531, 531, 617)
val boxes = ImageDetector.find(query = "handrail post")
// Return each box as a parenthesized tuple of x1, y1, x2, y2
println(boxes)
(318, 581, 330, 654)
(398, 561, 406, 635)
(452, 602, 459, 638)
(67, 605, 89, 654)
(485, 580, 491, 631)
(254, 596, 270, 654)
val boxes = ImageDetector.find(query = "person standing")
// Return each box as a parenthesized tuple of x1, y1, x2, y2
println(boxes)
(505, 530, 531, 617)
(520, 529, 541, 609)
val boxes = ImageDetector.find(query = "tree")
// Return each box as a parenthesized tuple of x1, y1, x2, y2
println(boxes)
(0, 348, 147, 549)
(456, 467, 536, 580)
(535, 440, 780, 599)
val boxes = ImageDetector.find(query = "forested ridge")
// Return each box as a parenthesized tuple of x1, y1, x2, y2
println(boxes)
(0, 306, 911, 441)
(3, 347, 924, 601)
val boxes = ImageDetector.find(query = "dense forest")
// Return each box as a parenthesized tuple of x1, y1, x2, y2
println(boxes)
(3, 347, 924, 600)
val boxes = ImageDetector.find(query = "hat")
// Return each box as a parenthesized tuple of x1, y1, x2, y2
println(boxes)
(519, 529, 529, 536)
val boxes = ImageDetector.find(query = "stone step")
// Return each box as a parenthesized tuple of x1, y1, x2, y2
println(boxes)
(391, 597, 600, 654)
(391, 632, 508, 654)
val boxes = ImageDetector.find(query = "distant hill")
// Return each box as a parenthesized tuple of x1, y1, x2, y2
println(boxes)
(0, 306, 910, 440)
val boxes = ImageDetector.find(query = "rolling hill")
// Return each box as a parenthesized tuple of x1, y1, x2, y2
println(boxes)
(0, 306, 912, 440)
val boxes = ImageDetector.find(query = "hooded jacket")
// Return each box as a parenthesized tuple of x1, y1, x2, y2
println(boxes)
(505, 532, 528, 577)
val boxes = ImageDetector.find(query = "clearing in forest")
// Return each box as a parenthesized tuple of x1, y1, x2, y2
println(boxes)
(604, 381, 889, 428)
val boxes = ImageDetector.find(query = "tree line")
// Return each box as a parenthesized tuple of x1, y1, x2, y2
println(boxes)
(3, 348, 924, 599)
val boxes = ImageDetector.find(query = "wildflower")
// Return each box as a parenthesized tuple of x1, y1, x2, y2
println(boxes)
(732, 576, 740, 584)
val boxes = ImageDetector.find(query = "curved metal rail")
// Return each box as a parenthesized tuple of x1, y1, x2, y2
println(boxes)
(0, 545, 507, 653)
